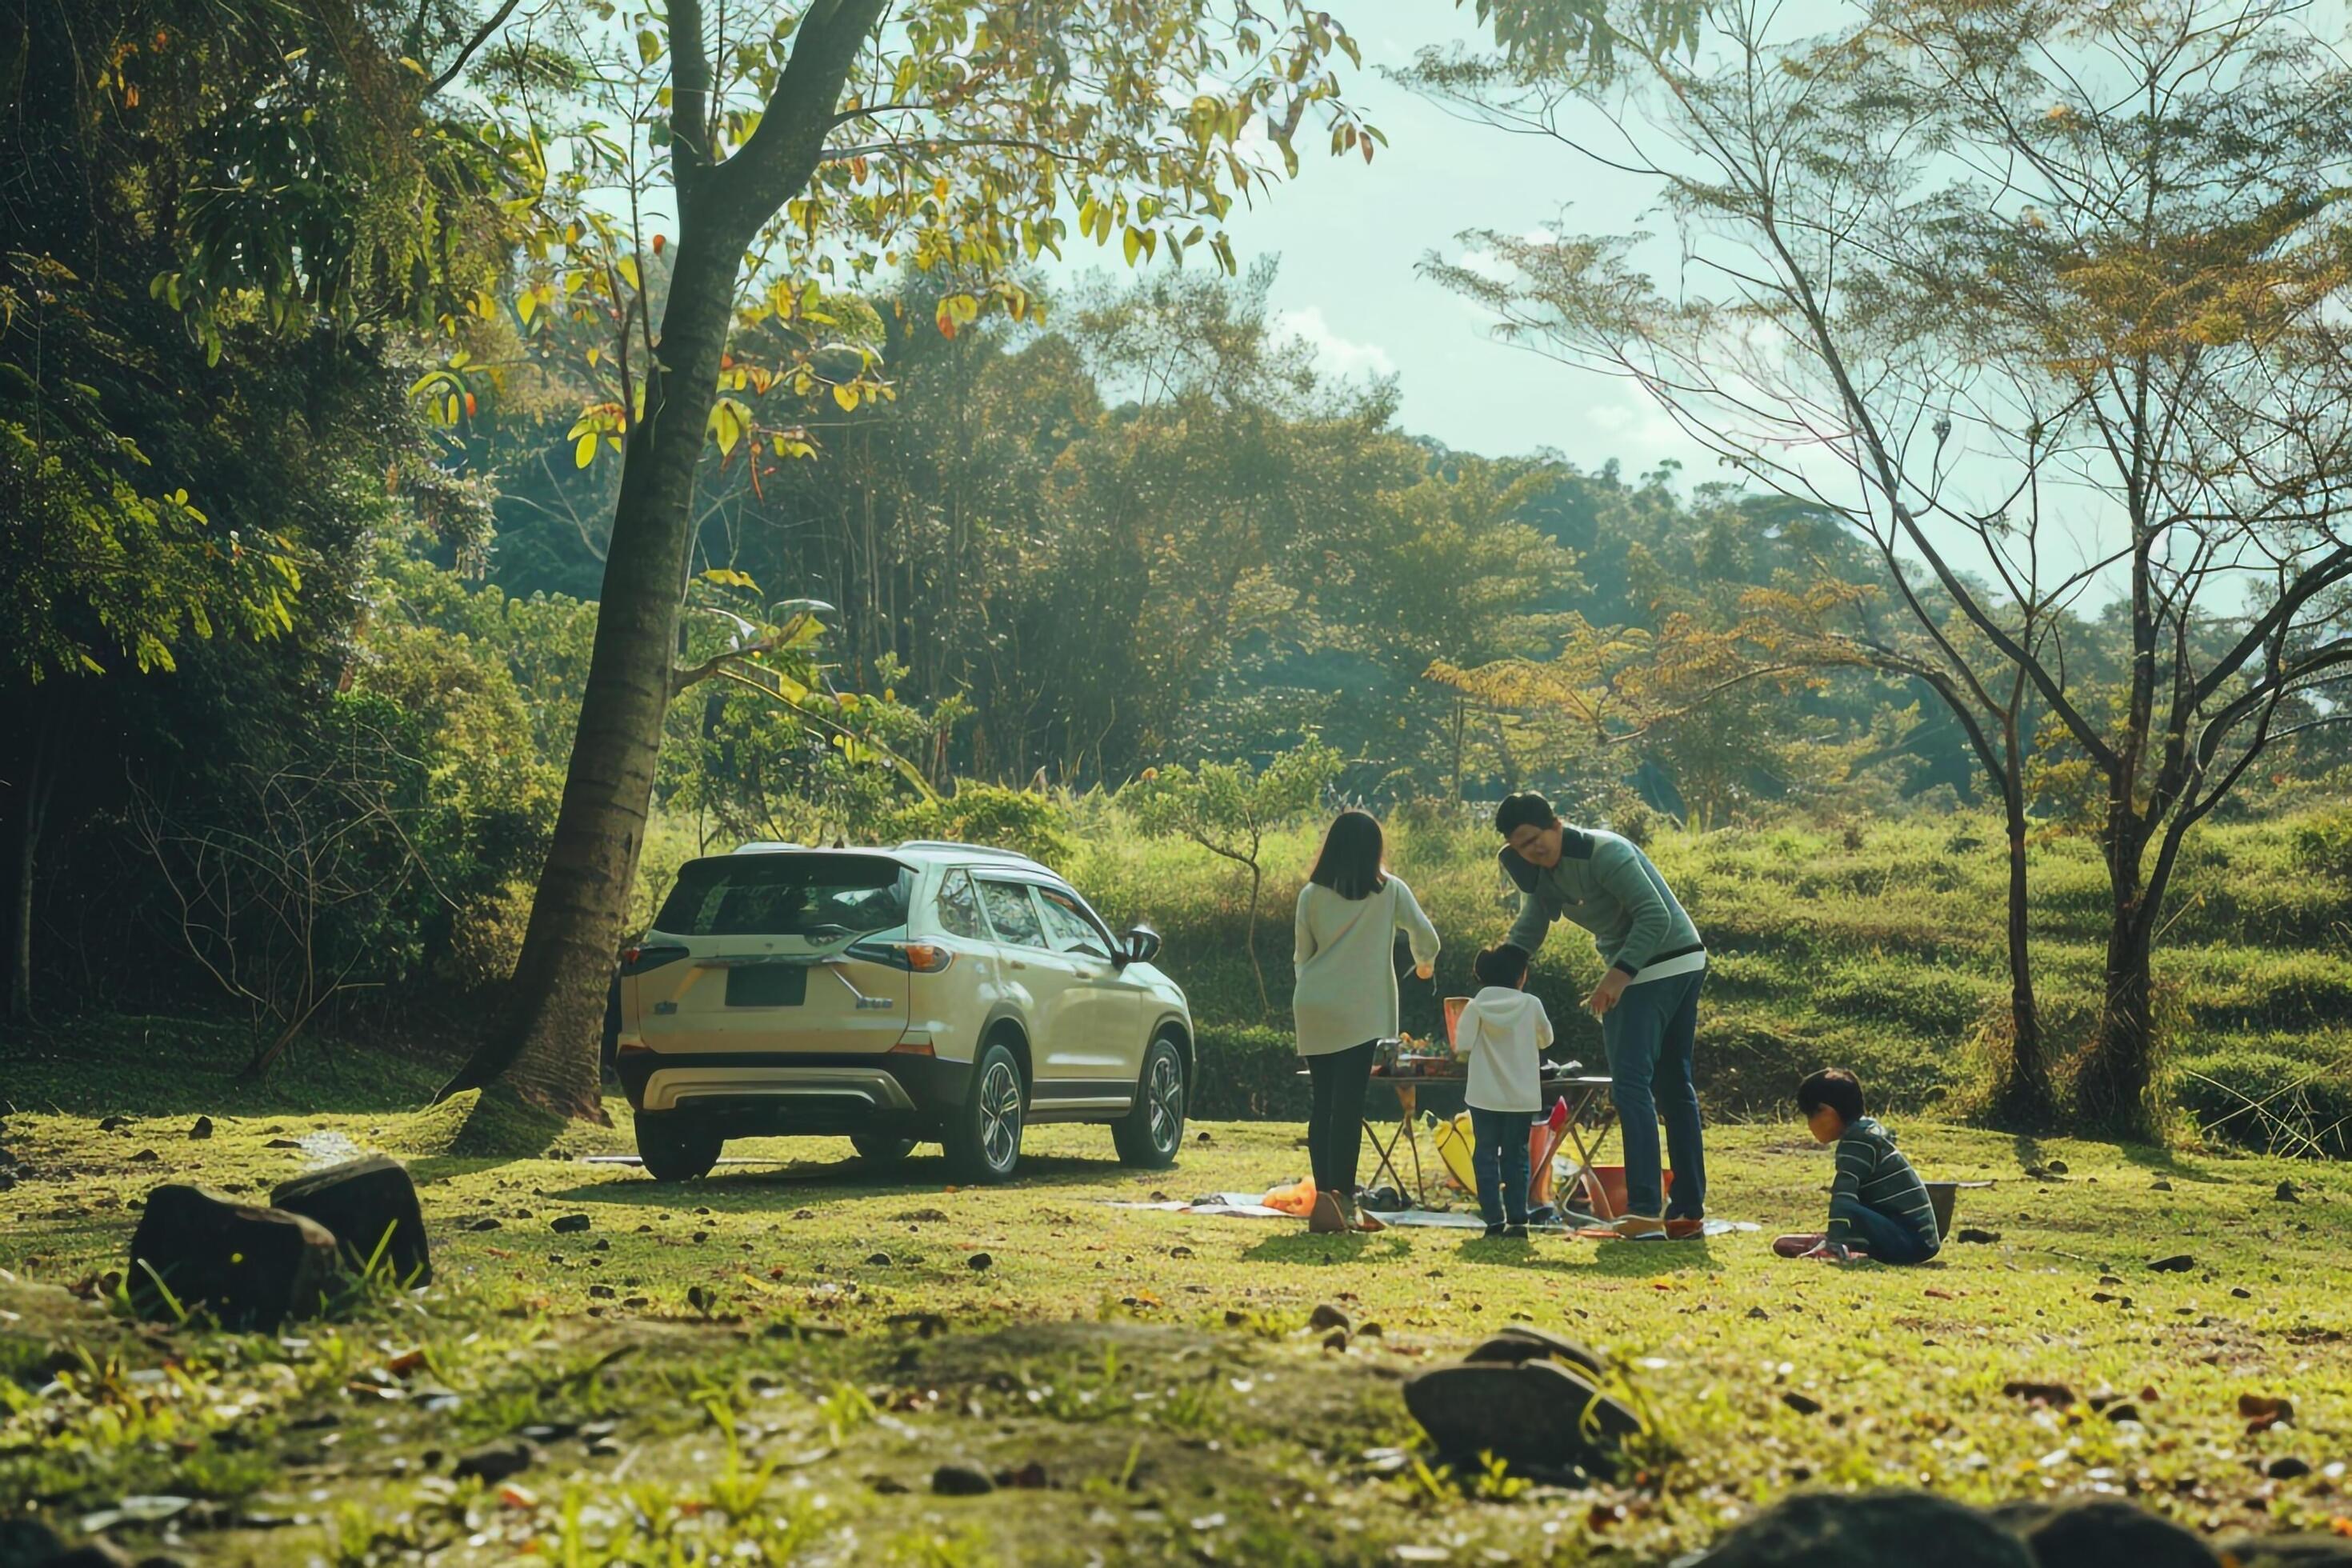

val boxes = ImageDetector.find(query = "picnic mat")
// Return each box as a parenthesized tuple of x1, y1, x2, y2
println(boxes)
(1108, 1194, 1758, 1235)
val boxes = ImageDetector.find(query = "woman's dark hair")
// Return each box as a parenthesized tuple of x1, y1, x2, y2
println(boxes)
(1796, 1068, 1866, 1125)
(1493, 791, 1560, 838)
(1309, 810, 1388, 901)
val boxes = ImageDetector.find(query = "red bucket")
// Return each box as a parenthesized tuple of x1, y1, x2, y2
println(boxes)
(1578, 1164, 1675, 1219)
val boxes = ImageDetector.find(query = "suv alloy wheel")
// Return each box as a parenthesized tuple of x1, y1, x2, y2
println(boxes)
(1112, 1035, 1186, 1168)
(942, 1040, 1026, 1182)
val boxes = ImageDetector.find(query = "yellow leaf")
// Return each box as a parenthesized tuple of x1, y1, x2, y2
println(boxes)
(517, 291, 536, 326)
(574, 432, 597, 469)
(832, 382, 859, 412)
(618, 256, 642, 290)
(1123, 226, 1143, 266)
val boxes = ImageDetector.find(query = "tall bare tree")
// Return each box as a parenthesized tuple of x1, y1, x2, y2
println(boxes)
(1411, 0, 2352, 1130)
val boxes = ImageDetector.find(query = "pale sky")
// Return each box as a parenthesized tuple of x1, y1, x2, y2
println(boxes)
(1030, 14, 1697, 477)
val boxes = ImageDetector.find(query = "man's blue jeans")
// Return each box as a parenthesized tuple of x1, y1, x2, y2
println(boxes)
(1602, 967, 1707, 1221)
(1470, 1108, 1534, 1226)
(1830, 1195, 1939, 1264)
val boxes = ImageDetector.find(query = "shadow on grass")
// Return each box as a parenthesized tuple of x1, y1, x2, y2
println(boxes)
(2114, 1140, 2231, 1183)
(545, 1150, 1155, 1207)
(2, 1014, 446, 1118)
(1239, 1231, 1415, 1266)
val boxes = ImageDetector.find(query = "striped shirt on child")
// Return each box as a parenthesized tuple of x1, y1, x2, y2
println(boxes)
(1825, 1117, 1938, 1250)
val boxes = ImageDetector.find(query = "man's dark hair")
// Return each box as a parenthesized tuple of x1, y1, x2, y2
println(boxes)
(1473, 944, 1530, 990)
(1797, 1068, 1866, 1125)
(1307, 809, 1388, 901)
(1493, 792, 1559, 838)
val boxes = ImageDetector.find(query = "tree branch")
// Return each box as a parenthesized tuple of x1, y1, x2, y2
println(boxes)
(426, 0, 524, 97)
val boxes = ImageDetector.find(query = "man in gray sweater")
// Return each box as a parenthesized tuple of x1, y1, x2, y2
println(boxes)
(1494, 791, 1707, 1240)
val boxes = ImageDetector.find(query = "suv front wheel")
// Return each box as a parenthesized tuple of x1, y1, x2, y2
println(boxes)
(942, 1042, 1026, 1182)
(1112, 1035, 1186, 1168)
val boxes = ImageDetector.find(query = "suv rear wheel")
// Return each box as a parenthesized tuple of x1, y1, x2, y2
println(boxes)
(1112, 1035, 1186, 1168)
(638, 1116, 722, 1182)
(850, 1134, 918, 1167)
(942, 1041, 1026, 1182)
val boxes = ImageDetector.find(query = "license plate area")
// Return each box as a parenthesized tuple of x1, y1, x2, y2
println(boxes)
(725, 966, 808, 1008)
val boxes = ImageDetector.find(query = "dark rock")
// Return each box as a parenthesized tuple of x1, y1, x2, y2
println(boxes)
(1987, 1498, 2219, 1566)
(864, 1252, 894, 1267)
(2149, 1254, 2196, 1273)
(1782, 1390, 1824, 1416)
(1461, 1328, 1609, 1380)
(2044, 1159, 2067, 1175)
(264, 1138, 302, 1150)
(966, 1252, 993, 1272)
(2001, 1380, 2078, 1407)
(98, 1116, 132, 1132)
(931, 1462, 996, 1496)
(129, 1150, 161, 1163)
(2232, 1286, 2253, 1299)
(466, 1216, 502, 1232)
(1401, 1359, 1641, 1472)
(271, 1155, 431, 1285)
(2268, 1456, 2314, 1480)
(1308, 1302, 1350, 1333)
(0, 1517, 66, 1568)
(128, 1184, 338, 1331)
(1703, 1490, 2034, 1567)
(1954, 1228, 2002, 1244)
(998, 1461, 1049, 1489)
(452, 1442, 537, 1483)
(870, 1475, 911, 1494)
(2213, 1534, 2352, 1566)
(550, 1214, 591, 1235)
(2275, 1181, 2302, 1204)
(2103, 1404, 2142, 1424)
(188, 1117, 214, 1140)
(1321, 1328, 1349, 1352)
(35, 1546, 134, 1568)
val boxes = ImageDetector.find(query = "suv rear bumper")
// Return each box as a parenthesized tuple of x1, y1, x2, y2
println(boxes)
(620, 1050, 973, 1137)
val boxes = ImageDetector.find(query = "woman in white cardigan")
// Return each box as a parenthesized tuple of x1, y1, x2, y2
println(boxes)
(1293, 809, 1441, 1233)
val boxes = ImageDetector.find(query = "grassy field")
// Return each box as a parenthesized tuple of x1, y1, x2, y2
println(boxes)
(1046, 807, 2352, 1148)
(6, 1025, 2352, 1565)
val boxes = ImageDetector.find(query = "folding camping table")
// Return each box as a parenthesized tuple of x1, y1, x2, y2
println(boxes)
(1322, 1070, 1620, 1210)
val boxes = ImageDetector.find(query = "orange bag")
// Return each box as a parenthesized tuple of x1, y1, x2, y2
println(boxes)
(1263, 1174, 1318, 1215)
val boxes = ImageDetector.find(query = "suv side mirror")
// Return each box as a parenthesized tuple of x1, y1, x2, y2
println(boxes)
(1117, 926, 1162, 967)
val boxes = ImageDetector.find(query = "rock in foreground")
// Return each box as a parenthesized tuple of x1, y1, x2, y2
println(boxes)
(128, 1185, 338, 1331)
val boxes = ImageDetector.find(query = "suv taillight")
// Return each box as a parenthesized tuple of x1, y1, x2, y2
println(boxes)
(620, 944, 690, 975)
(846, 940, 954, 973)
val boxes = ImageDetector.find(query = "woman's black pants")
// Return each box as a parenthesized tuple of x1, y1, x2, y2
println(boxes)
(1305, 1040, 1378, 1195)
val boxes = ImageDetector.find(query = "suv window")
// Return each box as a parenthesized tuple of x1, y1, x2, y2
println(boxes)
(974, 878, 1047, 949)
(1037, 886, 1112, 961)
(934, 870, 988, 940)
(655, 854, 910, 938)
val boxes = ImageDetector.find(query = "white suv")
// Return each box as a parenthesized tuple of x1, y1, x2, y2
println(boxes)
(614, 842, 1193, 1182)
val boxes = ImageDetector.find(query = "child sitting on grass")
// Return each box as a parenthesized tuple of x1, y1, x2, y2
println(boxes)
(1454, 944, 1554, 1238)
(1789, 1068, 1941, 1263)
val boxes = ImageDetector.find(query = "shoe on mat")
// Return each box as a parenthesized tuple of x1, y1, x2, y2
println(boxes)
(1664, 1218, 1706, 1241)
(1309, 1190, 1348, 1234)
(1348, 1206, 1387, 1234)
(1504, 1222, 1530, 1239)
(1483, 1222, 1506, 1238)
(1611, 1214, 1667, 1242)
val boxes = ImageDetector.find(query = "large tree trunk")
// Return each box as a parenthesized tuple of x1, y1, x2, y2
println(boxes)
(436, 238, 746, 1117)
(7, 710, 56, 1026)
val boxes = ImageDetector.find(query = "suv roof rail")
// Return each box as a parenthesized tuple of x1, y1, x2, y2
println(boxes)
(892, 839, 1048, 867)
(730, 840, 805, 854)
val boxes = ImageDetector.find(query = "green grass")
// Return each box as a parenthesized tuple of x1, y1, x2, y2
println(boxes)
(7, 1029, 2352, 1565)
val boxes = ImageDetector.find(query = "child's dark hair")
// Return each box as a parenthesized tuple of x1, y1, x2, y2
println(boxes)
(1308, 809, 1388, 901)
(1797, 1068, 1866, 1125)
(1493, 792, 1559, 838)
(1473, 943, 1530, 990)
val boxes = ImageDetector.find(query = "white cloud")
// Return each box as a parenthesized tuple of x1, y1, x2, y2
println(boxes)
(1453, 246, 1514, 282)
(1278, 306, 1397, 379)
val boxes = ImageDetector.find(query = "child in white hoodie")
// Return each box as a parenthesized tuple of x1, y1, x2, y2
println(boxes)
(1454, 945, 1555, 1237)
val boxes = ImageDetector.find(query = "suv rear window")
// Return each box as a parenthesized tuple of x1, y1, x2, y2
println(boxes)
(654, 854, 911, 938)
